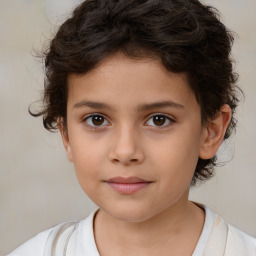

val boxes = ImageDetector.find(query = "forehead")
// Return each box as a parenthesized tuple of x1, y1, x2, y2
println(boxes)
(67, 53, 197, 112)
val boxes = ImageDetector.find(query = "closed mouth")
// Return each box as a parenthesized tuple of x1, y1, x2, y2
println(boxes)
(105, 176, 153, 194)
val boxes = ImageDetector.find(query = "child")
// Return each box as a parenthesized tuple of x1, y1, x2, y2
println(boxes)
(8, 0, 256, 255)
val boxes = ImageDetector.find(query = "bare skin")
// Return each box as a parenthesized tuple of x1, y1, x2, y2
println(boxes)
(60, 52, 231, 255)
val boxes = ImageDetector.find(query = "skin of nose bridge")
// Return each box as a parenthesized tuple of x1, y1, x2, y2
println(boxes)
(109, 121, 144, 162)
(113, 122, 139, 147)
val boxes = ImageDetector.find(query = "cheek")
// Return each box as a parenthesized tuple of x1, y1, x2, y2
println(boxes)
(69, 137, 103, 182)
(69, 127, 107, 163)
(150, 131, 201, 181)
(151, 140, 198, 204)
(71, 147, 102, 202)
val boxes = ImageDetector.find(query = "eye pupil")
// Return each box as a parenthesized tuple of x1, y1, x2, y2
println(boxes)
(92, 115, 104, 126)
(153, 115, 166, 126)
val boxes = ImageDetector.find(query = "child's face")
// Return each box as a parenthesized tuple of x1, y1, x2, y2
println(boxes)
(62, 52, 208, 222)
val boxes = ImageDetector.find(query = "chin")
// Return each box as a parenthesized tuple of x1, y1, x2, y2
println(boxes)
(101, 204, 157, 223)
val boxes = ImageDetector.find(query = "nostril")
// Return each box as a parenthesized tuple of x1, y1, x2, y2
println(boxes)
(111, 157, 140, 165)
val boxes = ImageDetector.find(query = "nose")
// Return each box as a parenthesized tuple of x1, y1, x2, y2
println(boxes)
(109, 125, 145, 166)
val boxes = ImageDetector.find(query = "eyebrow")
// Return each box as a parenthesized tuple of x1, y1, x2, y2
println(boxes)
(73, 101, 112, 110)
(73, 100, 184, 111)
(137, 101, 184, 112)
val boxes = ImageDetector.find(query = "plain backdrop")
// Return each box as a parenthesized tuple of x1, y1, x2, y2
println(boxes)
(1, 0, 256, 254)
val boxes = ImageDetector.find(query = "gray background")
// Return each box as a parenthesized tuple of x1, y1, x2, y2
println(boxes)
(1, 0, 255, 254)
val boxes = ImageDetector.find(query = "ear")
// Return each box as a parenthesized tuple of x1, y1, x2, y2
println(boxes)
(199, 104, 232, 159)
(58, 119, 74, 162)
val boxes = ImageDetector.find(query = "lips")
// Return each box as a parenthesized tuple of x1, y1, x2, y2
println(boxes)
(105, 176, 152, 194)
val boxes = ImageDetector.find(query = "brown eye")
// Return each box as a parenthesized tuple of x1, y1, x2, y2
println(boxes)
(153, 115, 166, 126)
(146, 114, 173, 127)
(84, 114, 109, 127)
(92, 115, 104, 126)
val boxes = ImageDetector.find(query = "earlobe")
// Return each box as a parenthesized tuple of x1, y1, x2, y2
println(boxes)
(58, 120, 74, 162)
(199, 104, 232, 159)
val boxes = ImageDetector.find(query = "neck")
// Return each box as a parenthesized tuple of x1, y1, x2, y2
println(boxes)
(94, 198, 205, 256)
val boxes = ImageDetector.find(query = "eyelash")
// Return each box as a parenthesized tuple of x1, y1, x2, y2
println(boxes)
(145, 113, 175, 129)
(82, 113, 175, 129)
(82, 113, 110, 129)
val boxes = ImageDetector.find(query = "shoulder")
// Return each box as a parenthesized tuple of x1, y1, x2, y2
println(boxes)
(7, 209, 99, 256)
(203, 204, 256, 255)
(7, 227, 53, 256)
(226, 224, 256, 255)
(7, 221, 80, 256)
(7, 221, 81, 256)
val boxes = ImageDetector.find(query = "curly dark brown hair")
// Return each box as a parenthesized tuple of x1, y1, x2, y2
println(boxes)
(31, 0, 241, 185)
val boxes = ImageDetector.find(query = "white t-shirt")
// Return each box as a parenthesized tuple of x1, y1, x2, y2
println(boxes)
(7, 205, 256, 256)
